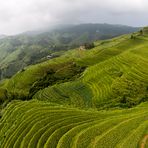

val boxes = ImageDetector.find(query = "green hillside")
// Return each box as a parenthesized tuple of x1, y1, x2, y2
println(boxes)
(1, 28, 147, 109)
(0, 24, 139, 80)
(0, 28, 148, 147)
(0, 100, 148, 148)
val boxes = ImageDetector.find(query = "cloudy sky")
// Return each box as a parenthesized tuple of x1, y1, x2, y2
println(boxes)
(0, 0, 148, 35)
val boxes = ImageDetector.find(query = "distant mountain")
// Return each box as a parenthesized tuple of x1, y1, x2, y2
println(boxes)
(0, 24, 140, 79)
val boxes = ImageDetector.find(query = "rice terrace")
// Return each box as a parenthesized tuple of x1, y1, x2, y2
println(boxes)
(0, 26, 147, 148)
(0, 0, 148, 147)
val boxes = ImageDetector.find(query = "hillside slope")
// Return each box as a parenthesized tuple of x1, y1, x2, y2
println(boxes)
(34, 33, 148, 108)
(0, 100, 148, 148)
(0, 24, 139, 79)
(0, 28, 148, 148)
(1, 28, 147, 109)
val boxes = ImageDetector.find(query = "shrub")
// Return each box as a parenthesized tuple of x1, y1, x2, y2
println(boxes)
(0, 88, 8, 104)
(84, 42, 95, 49)
(131, 35, 135, 39)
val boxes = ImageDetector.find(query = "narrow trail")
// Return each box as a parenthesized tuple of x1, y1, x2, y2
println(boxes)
(141, 135, 148, 148)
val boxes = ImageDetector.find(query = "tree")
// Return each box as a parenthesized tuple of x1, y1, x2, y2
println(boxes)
(131, 35, 135, 39)
(139, 30, 143, 35)
(84, 42, 95, 49)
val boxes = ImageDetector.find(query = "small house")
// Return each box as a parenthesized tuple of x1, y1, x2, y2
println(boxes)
(47, 55, 53, 59)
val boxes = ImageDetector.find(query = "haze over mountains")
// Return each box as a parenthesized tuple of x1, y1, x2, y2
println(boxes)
(0, 23, 139, 80)
(0, 0, 148, 35)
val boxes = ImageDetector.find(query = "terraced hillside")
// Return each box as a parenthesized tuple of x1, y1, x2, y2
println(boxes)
(1, 28, 148, 109)
(0, 23, 138, 80)
(0, 100, 148, 148)
(32, 29, 148, 108)
(0, 28, 148, 147)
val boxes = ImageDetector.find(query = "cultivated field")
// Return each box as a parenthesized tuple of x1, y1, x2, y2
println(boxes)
(0, 28, 148, 147)
(0, 100, 148, 148)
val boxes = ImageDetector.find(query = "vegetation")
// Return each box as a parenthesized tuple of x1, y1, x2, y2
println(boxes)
(0, 100, 147, 148)
(111, 77, 148, 107)
(83, 42, 95, 49)
(0, 24, 139, 80)
(0, 27, 148, 147)
(29, 62, 86, 98)
(0, 28, 148, 109)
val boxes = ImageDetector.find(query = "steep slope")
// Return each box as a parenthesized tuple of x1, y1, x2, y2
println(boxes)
(0, 28, 148, 148)
(34, 32, 148, 108)
(1, 28, 148, 109)
(0, 24, 139, 79)
(0, 100, 147, 148)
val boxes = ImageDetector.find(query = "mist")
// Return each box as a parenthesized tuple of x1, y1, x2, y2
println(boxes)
(0, 0, 148, 35)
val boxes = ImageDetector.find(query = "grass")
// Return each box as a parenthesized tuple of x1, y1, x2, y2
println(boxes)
(0, 31, 147, 109)
(0, 29, 148, 147)
(31, 33, 148, 109)
(0, 100, 148, 148)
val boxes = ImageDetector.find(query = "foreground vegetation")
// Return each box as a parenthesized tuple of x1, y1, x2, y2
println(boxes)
(0, 27, 148, 147)
(0, 100, 148, 148)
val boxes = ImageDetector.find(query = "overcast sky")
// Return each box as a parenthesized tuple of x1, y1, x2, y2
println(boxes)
(0, 0, 148, 35)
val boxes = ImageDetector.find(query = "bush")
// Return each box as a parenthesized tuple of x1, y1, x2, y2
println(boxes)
(84, 42, 95, 49)
(139, 30, 143, 35)
(0, 88, 8, 104)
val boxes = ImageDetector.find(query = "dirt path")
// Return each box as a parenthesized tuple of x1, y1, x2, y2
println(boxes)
(141, 135, 148, 148)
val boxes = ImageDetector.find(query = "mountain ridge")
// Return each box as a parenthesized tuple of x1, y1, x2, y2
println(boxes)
(0, 24, 139, 80)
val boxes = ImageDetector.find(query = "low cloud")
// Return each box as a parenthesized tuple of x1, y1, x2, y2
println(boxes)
(0, 0, 148, 35)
